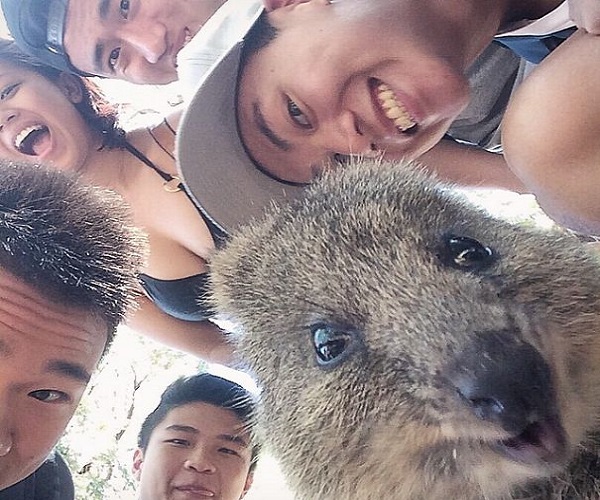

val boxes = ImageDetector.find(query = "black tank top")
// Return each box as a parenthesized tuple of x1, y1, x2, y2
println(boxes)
(124, 139, 225, 322)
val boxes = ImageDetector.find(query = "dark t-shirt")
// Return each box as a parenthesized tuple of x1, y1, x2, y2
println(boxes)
(0, 451, 74, 500)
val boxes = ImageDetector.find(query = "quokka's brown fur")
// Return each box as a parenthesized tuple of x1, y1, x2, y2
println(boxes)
(210, 159, 600, 500)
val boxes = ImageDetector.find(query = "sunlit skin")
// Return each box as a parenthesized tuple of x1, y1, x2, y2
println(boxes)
(63, 0, 225, 83)
(237, 0, 562, 183)
(0, 63, 98, 169)
(0, 269, 108, 489)
(133, 402, 254, 500)
(502, 29, 600, 234)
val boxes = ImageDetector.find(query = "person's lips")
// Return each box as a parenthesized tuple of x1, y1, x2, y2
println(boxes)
(174, 27, 194, 68)
(13, 124, 52, 157)
(370, 78, 418, 134)
(173, 483, 216, 497)
(184, 27, 193, 47)
(375, 82, 417, 132)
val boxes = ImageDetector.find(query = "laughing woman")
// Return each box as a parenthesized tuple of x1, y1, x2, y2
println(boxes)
(0, 40, 232, 363)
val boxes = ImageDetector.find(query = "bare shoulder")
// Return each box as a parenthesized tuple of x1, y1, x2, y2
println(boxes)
(126, 107, 183, 153)
(503, 30, 600, 176)
(163, 107, 183, 131)
(501, 29, 600, 232)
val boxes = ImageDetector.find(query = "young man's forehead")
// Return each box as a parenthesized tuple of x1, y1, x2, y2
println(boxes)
(0, 269, 108, 365)
(0, 331, 99, 384)
(159, 402, 248, 433)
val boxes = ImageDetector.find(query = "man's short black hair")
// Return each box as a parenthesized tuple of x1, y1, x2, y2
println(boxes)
(0, 0, 92, 76)
(0, 159, 146, 350)
(240, 11, 278, 66)
(138, 373, 260, 470)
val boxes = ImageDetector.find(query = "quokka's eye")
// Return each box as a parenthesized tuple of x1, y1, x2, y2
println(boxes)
(440, 235, 496, 271)
(311, 323, 359, 368)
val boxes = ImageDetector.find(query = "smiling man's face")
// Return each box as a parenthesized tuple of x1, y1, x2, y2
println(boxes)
(237, 0, 471, 183)
(62, 0, 225, 83)
(0, 269, 107, 490)
(133, 402, 254, 500)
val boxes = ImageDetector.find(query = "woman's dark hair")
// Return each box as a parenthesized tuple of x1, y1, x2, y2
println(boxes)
(0, 39, 126, 149)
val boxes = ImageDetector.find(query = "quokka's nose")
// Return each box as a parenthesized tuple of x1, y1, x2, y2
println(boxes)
(447, 331, 556, 435)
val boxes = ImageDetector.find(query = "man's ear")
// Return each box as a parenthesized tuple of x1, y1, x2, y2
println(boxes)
(263, 0, 328, 13)
(57, 72, 84, 104)
(132, 448, 145, 481)
(240, 472, 254, 498)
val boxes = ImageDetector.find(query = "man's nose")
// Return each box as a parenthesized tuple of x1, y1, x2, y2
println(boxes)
(183, 448, 217, 474)
(121, 22, 168, 64)
(323, 111, 376, 156)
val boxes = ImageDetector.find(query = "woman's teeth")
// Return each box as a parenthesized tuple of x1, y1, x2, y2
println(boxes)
(376, 83, 417, 133)
(14, 125, 48, 155)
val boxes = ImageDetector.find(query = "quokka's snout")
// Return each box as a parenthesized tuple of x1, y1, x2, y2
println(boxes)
(443, 330, 567, 468)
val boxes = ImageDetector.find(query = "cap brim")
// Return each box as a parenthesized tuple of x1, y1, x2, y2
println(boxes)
(177, 39, 302, 236)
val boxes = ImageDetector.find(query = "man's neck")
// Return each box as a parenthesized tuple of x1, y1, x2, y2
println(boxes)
(448, 0, 563, 68)
(500, 0, 564, 29)
(433, 0, 512, 69)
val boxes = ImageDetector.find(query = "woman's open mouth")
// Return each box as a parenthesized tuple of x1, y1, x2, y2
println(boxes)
(14, 124, 51, 157)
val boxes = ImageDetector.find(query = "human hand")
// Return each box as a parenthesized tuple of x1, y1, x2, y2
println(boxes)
(569, 0, 600, 34)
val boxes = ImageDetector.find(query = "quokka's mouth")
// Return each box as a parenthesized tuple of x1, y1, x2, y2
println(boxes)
(494, 416, 568, 467)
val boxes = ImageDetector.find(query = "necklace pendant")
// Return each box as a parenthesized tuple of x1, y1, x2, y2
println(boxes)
(163, 176, 183, 193)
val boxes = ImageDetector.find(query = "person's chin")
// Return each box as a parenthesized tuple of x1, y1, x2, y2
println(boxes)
(145, 66, 179, 86)
(129, 67, 178, 85)
(0, 463, 35, 491)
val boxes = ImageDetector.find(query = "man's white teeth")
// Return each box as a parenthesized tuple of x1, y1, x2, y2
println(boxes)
(14, 125, 44, 151)
(376, 83, 417, 133)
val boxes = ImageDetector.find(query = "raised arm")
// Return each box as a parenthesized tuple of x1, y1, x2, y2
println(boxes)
(127, 293, 235, 366)
(419, 139, 528, 192)
(502, 30, 600, 234)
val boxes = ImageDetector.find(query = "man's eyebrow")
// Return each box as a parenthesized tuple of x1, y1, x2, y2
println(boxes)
(98, 0, 111, 21)
(45, 360, 91, 384)
(166, 424, 199, 434)
(253, 102, 291, 152)
(93, 0, 112, 73)
(94, 43, 105, 74)
(219, 433, 249, 448)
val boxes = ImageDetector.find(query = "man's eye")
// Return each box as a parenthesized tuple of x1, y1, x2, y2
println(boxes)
(165, 439, 189, 446)
(108, 48, 121, 71)
(120, 0, 130, 19)
(29, 389, 69, 403)
(287, 97, 312, 129)
(0, 83, 20, 101)
(219, 447, 240, 457)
